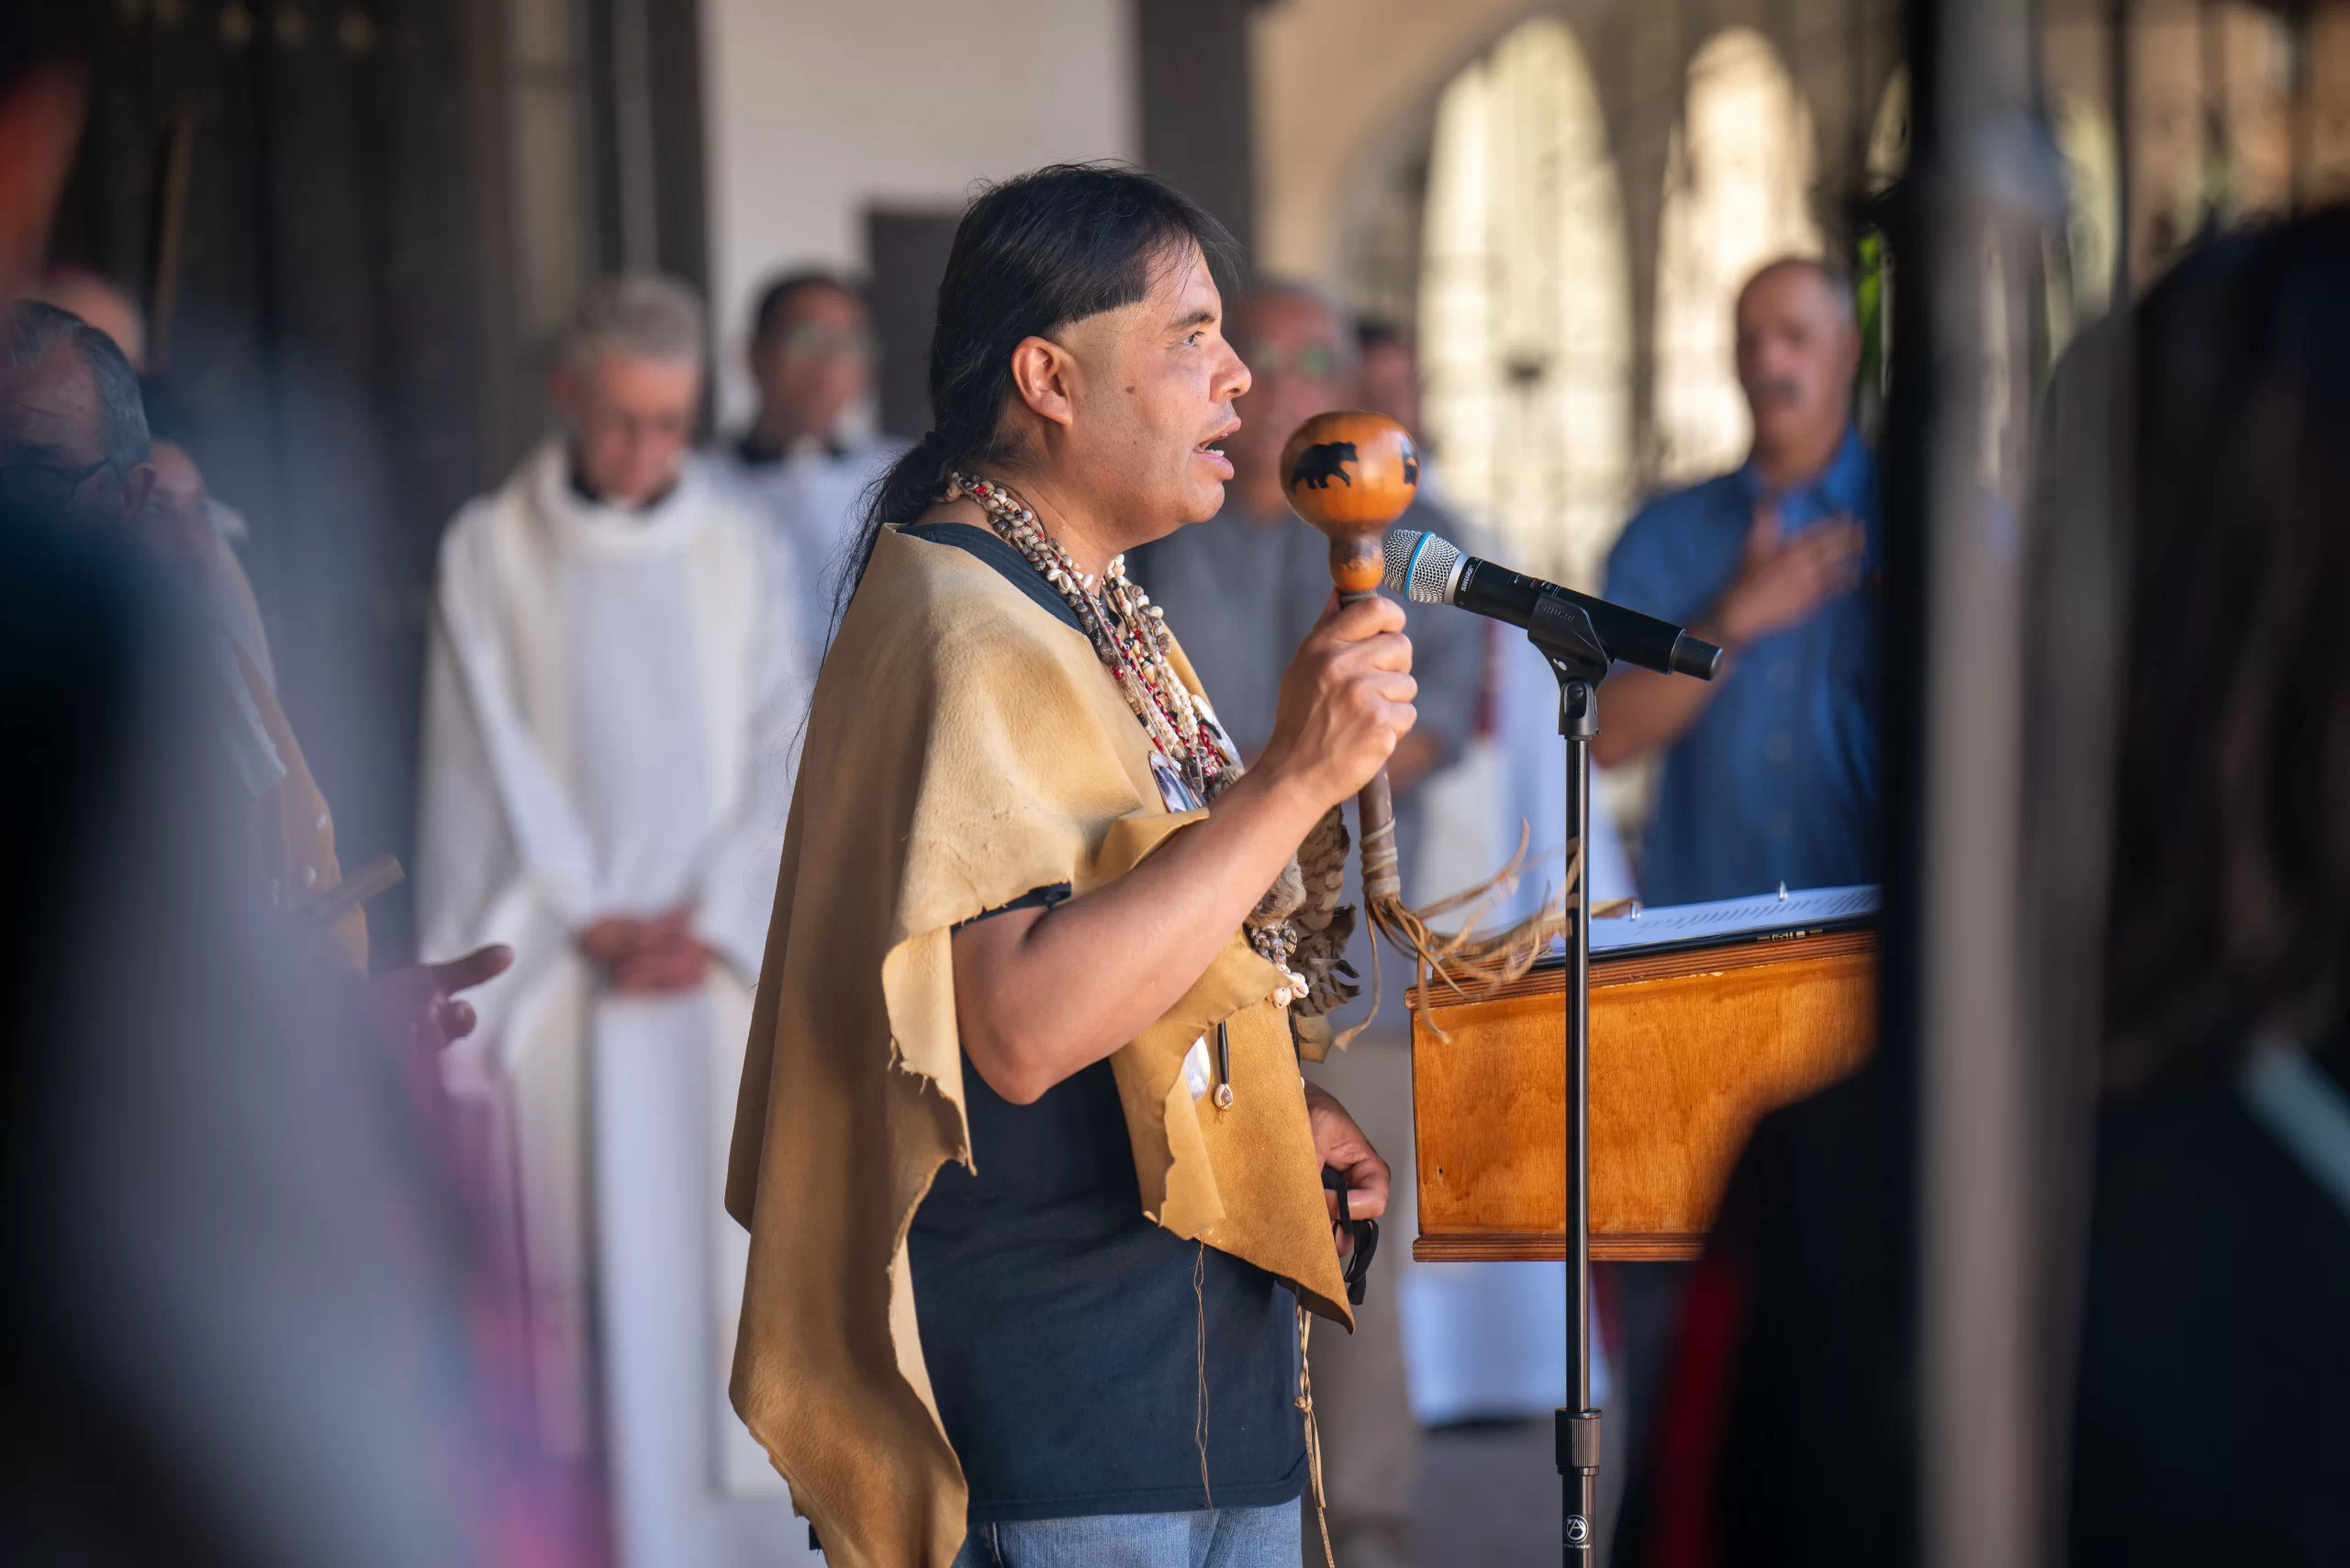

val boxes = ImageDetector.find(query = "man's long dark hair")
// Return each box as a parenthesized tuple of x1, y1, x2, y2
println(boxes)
(2103, 207, 2350, 1086)
(828, 162, 1237, 636)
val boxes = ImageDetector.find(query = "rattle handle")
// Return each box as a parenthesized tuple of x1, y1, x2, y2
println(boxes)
(1337, 587, 1404, 902)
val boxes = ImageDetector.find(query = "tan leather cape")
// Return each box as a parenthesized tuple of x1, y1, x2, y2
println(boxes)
(725, 525, 1351, 1568)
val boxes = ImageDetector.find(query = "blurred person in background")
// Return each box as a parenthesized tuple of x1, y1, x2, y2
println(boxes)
(720, 268, 902, 663)
(1131, 280, 1486, 1568)
(418, 273, 806, 1567)
(1595, 257, 1876, 908)
(1352, 319, 1430, 499)
(1346, 312, 1637, 920)
(1626, 210, 2350, 1568)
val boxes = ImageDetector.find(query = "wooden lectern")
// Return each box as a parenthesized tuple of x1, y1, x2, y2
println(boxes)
(1409, 901, 1880, 1262)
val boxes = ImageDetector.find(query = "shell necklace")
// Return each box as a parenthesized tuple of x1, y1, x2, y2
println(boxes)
(946, 472, 1237, 805)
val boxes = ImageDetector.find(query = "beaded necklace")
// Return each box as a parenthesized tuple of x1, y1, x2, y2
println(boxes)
(946, 472, 1237, 805)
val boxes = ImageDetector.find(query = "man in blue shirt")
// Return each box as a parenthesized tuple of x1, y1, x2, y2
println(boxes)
(1597, 257, 1877, 906)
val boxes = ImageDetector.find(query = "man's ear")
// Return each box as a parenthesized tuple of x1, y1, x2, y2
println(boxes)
(1006, 335, 1078, 431)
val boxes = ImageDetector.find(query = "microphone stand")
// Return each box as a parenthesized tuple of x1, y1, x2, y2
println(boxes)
(1526, 593, 1613, 1562)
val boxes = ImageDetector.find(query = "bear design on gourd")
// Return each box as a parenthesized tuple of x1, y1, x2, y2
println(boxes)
(1289, 441, 1358, 490)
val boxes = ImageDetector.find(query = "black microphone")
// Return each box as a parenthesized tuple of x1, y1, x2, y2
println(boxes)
(1382, 529, 1722, 679)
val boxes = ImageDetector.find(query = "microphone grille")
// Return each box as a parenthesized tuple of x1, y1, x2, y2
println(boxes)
(1382, 528, 1460, 604)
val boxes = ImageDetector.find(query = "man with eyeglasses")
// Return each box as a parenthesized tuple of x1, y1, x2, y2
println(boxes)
(1127, 278, 1486, 1568)
(720, 269, 904, 662)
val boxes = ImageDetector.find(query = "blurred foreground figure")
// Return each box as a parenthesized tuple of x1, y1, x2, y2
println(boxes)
(3, 12, 568, 1563)
(2069, 207, 2350, 1566)
(720, 269, 901, 659)
(419, 274, 804, 1565)
(1597, 258, 1877, 907)
(24, 265, 143, 362)
(1628, 211, 2350, 1568)
(4, 295, 367, 957)
(1, 295, 510, 1040)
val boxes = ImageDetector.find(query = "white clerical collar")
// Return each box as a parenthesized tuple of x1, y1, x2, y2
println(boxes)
(527, 438, 706, 557)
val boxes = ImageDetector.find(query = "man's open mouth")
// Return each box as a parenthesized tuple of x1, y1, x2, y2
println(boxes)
(1194, 420, 1240, 458)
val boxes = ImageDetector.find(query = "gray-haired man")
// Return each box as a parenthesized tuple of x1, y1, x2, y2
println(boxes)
(418, 274, 813, 1565)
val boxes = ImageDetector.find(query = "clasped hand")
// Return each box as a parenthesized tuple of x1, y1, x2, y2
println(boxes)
(580, 902, 711, 994)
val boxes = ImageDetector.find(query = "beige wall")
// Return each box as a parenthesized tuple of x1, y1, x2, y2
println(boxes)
(699, 0, 1137, 423)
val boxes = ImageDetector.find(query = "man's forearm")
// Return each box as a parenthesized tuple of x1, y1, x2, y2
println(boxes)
(1591, 659, 1724, 767)
(952, 765, 1328, 1103)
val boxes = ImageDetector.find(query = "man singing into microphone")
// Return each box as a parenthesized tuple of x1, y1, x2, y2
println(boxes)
(1595, 256, 1876, 907)
(728, 166, 1401, 1568)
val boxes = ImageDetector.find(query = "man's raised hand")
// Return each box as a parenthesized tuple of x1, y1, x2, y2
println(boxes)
(1709, 499, 1866, 650)
(1254, 593, 1417, 812)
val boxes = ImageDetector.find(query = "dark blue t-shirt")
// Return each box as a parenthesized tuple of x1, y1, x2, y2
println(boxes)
(894, 523, 1308, 1524)
(910, 1042, 1306, 1523)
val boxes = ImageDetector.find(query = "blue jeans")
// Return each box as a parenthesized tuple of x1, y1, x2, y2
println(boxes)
(951, 1497, 1302, 1568)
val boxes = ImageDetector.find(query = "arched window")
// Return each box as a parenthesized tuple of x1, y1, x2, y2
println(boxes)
(1652, 28, 1823, 485)
(1419, 18, 1630, 589)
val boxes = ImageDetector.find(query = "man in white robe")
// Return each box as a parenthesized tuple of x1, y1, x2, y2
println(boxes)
(417, 274, 812, 1566)
(716, 270, 902, 660)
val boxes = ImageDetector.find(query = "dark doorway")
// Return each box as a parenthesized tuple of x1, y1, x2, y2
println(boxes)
(866, 206, 961, 440)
